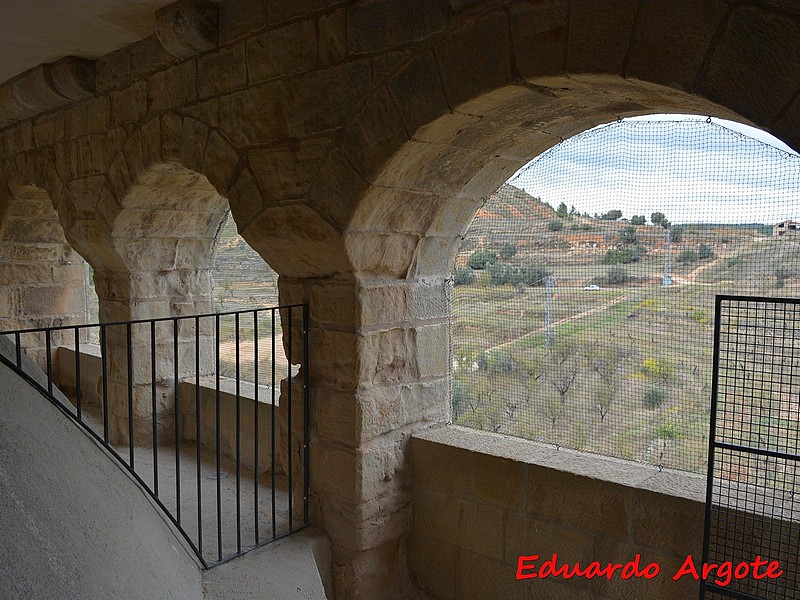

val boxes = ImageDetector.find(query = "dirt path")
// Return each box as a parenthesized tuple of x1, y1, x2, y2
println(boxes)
(486, 293, 628, 353)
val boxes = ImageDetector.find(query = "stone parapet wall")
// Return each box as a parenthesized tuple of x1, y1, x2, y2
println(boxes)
(410, 425, 709, 600)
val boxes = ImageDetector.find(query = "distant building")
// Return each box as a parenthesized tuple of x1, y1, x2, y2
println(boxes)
(774, 220, 800, 237)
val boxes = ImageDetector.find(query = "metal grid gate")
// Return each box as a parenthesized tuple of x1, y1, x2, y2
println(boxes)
(702, 295, 800, 599)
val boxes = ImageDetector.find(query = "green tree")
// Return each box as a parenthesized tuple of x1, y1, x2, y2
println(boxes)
(556, 202, 569, 218)
(548, 219, 564, 232)
(498, 241, 517, 259)
(644, 386, 666, 409)
(676, 249, 699, 263)
(698, 244, 715, 260)
(468, 249, 497, 270)
(630, 215, 647, 225)
(670, 226, 683, 242)
(521, 263, 551, 286)
(453, 267, 475, 286)
(651, 212, 665, 226)
(601, 209, 623, 221)
(618, 225, 638, 244)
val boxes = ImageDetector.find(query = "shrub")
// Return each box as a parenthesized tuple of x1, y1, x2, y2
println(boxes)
(452, 379, 470, 418)
(676, 249, 699, 263)
(618, 225, 638, 244)
(776, 265, 792, 288)
(498, 242, 517, 259)
(644, 386, 666, 409)
(630, 215, 647, 225)
(642, 357, 675, 382)
(601, 245, 644, 264)
(468, 249, 497, 270)
(521, 263, 551, 286)
(670, 226, 683, 242)
(655, 423, 683, 439)
(650, 212, 665, 226)
(453, 267, 475, 286)
(698, 244, 715, 260)
(606, 265, 630, 285)
(601, 209, 623, 221)
(547, 219, 564, 232)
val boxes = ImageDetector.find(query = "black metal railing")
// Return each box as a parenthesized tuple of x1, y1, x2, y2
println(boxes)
(0, 305, 309, 568)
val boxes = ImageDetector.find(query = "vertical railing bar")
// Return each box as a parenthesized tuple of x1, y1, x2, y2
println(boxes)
(253, 310, 259, 545)
(287, 306, 293, 533)
(195, 315, 202, 558)
(174, 318, 181, 525)
(215, 313, 222, 562)
(126, 322, 134, 469)
(151, 320, 159, 497)
(101, 324, 109, 443)
(303, 304, 309, 526)
(235, 311, 242, 554)
(14, 332, 21, 369)
(74, 327, 82, 420)
(271, 308, 277, 540)
(45, 330, 53, 396)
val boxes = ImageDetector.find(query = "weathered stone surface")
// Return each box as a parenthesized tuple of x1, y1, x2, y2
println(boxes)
(95, 46, 132, 93)
(246, 20, 317, 82)
(318, 9, 347, 66)
(407, 534, 456, 600)
(249, 136, 330, 200)
(64, 97, 110, 138)
(148, 60, 198, 115)
(342, 88, 409, 179)
(456, 551, 521, 600)
(567, 0, 638, 74)
(201, 130, 240, 193)
(218, 0, 268, 44)
(49, 57, 96, 101)
(110, 82, 147, 127)
(218, 81, 288, 146)
(346, 232, 419, 278)
(308, 148, 368, 230)
(32, 113, 65, 148)
(436, 11, 512, 106)
(389, 52, 450, 135)
(347, 0, 447, 55)
(155, 0, 219, 59)
(197, 44, 247, 98)
(627, 0, 728, 88)
(130, 35, 178, 80)
(700, 5, 800, 125)
(285, 60, 371, 136)
(411, 435, 470, 495)
(631, 488, 704, 556)
(267, 0, 339, 24)
(510, 0, 567, 77)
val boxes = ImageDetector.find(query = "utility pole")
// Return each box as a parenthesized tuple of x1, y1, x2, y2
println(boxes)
(663, 228, 673, 286)
(545, 275, 555, 347)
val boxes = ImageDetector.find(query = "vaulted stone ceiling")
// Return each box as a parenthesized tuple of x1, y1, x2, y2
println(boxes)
(0, 0, 176, 84)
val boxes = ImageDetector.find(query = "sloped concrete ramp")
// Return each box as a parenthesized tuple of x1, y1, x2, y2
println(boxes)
(0, 355, 203, 600)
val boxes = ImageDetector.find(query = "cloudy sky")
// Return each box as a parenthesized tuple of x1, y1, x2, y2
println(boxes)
(508, 115, 800, 225)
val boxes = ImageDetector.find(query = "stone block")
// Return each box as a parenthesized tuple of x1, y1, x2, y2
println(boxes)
(359, 283, 408, 327)
(197, 43, 247, 98)
(356, 380, 448, 442)
(346, 233, 419, 278)
(435, 11, 512, 106)
(526, 465, 631, 541)
(470, 452, 526, 511)
(566, 0, 638, 74)
(219, 0, 268, 44)
(631, 489, 703, 557)
(308, 328, 359, 390)
(148, 60, 198, 115)
(309, 282, 357, 327)
(700, 5, 800, 125)
(318, 9, 347, 66)
(267, 0, 337, 24)
(130, 36, 177, 80)
(358, 327, 418, 384)
(389, 51, 450, 135)
(49, 56, 95, 101)
(307, 148, 367, 230)
(246, 20, 317, 82)
(110, 82, 147, 127)
(201, 130, 240, 193)
(504, 513, 594, 573)
(179, 117, 210, 172)
(408, 235, 460, 279)
(95, 46, 131, 93)
(182, 98, 219, 128)
(160, 111, 183, 161)
(412, 488, 461, 543)
(249, 135, 330, 200)
(347, 0, 447, 54)
(410, 435, 470, 495)
(341, 87, 409, 180)
(459, 499, 505, 560)
(32, 113, 65, 147)
(414, 323, 449, 379)
(285, 60, 371, 136)
(626, 0, 727, 88)
(456, 550, 523, 600)
(64, 97, 110, 138)
(509, 0, 568, 78)
(407, 534, 456, 600)
(2, 123, 34, 155)
(155, 0, 219, 59)
(218, 81, 288, 146)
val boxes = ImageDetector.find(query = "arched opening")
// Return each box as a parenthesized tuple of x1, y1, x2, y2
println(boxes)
(450, 114, 800, 473)
(0, 182, 98, 367)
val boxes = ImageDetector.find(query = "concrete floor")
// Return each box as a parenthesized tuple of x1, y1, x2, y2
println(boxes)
(78, 405, 297, 567)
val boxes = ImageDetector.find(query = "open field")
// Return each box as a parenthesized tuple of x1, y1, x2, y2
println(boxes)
(451, 185, 800, 473)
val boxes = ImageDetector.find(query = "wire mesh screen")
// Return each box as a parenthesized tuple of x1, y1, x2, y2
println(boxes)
(450, 116, 800, 472)
(702, 296, 800, 599)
